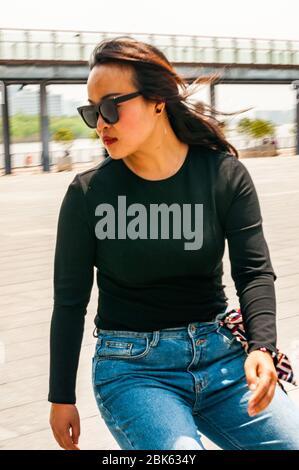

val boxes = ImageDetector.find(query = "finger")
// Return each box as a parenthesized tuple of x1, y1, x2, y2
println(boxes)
(250, 381, 277, 416)
(248, 373, 272, 405)
(61, 432, 80, 450)
(248, 378, 276, 415)
(56, 428, 79, 450)
(245, 364, 258, 391)
(71, 422, 81, 446)
(71, 432, 80, 448)
(254, 390, 275, 415)
(248, 382, 269, 414)
(52, 430, 67, 450)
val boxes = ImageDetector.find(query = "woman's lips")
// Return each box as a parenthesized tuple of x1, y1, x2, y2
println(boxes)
(103, 138, 118, 145)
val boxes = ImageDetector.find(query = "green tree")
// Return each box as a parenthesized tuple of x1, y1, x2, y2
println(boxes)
(90, 130, 99, 140)
(53, 128, 74, 157)
(236, 118, 252, 136)
(50, 116, 91, 139)
(10, 114, 40, 141)
(53, 128, 74, 144)
(249, 119, 275, 139)
(236, 117, 276, 144)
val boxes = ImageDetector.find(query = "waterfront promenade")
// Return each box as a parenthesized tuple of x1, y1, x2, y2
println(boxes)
(0, 155, 299, 449)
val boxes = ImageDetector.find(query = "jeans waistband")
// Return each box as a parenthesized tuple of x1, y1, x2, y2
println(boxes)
(93, 308, 229, 339)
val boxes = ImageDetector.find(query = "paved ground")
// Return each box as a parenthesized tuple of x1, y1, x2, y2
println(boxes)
(0, 155, 299, 450)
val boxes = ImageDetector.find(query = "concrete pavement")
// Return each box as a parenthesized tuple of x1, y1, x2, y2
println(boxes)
(0, 155, 299, 450)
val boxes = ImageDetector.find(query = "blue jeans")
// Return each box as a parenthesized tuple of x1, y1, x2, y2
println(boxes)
(91, 311, 299, 450)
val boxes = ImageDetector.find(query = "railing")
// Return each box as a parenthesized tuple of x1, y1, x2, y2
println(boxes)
(0, 136, 296, 169)
(0, 145, 106, 169)
(0, 28, 299, 65)
(228, 135, 296, 150)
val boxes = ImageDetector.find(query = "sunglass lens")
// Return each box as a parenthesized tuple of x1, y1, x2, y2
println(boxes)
(82, 107, 98, 128)
(100, 100, 118, 124)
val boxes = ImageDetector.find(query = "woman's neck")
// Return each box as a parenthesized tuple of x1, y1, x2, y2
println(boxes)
(123, 120, 189, 181)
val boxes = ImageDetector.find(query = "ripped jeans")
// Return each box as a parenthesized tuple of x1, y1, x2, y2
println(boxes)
(91, 310, 299, 450)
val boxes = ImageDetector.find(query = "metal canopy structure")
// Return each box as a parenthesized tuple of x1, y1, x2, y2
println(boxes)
(1, 28, 299, 174)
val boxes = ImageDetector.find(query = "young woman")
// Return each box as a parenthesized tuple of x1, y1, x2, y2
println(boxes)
(48, 36, 299, 450)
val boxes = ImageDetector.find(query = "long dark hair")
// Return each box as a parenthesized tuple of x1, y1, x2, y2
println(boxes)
(89, 36, 247, 159)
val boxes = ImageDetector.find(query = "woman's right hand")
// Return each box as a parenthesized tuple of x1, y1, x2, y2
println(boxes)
(49, 403, 81, 450)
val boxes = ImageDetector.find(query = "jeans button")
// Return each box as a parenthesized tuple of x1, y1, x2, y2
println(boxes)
(190, 324, 196, 332)
(196, 339, 206, 345)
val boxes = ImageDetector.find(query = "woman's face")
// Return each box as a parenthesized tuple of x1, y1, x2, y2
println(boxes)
(87, 63, 160, 159)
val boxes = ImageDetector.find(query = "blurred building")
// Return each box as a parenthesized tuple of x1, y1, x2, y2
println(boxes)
(8, 86, 64, 116)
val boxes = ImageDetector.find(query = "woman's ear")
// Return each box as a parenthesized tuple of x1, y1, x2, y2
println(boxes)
(155, 102, 165, 114)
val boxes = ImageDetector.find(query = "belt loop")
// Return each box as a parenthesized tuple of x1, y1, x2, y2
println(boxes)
(92, 326, 99, 338)
(215, 309, 228, 324)
(150, 331, 159, 347)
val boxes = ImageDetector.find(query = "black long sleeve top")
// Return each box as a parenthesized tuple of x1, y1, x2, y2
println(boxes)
(48, 144, 277, 404)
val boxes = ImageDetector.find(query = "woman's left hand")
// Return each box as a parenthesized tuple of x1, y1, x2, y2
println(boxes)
(244, 350, 278, 417)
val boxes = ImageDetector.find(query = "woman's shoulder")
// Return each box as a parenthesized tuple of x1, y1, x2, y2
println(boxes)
(198, 146, 250, 185)
(191, 144, 236, 165)
(190, 145, 236, 183)
(71, 156, 114, 195)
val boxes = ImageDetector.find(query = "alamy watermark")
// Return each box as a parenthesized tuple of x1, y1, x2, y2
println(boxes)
(95, 196, 203, 251)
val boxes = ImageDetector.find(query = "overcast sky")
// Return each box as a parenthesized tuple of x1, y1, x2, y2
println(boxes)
(1, 0, 299, 40)
(2, 0, 298, 113)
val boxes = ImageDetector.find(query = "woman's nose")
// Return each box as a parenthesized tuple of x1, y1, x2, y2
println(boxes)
(96, 114, 110, 132)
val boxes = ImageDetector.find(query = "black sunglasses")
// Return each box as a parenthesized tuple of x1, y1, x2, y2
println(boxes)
(77, 91, 142, 128)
